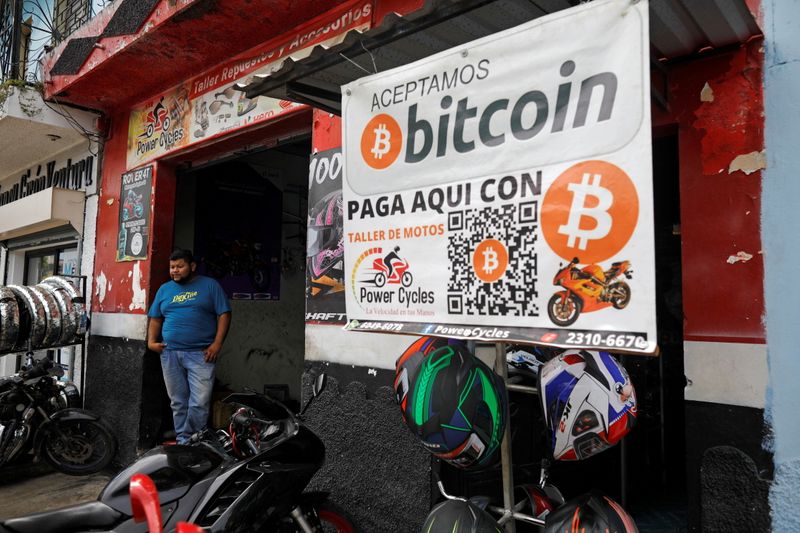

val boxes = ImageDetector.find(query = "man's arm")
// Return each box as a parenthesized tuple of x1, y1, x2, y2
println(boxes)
(147, 317, 167, 353)
(204, 311, 231, 363)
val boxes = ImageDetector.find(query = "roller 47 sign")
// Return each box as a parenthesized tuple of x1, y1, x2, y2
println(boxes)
(341, 0, 657, 353)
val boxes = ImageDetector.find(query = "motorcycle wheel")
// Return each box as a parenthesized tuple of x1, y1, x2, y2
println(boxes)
(609, 281, 631, 309)
(374, 273, 386, 288)
(316, 501, 361, 533)
(41, 418, 116, 475)
(547, 293, 581, 327)
(401, 271, 413, 287)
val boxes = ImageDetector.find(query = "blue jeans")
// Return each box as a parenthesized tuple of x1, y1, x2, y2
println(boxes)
(160, 349, 215, 444)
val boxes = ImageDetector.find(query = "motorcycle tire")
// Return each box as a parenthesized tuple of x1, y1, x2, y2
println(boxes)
(316, 500, 361, 533)
(374, 272, 386, 288)
(547, 293, 582, 327)
(609, 281, 631, 309)
(41, 418, 117, 475)
(401, 271, 413, 287)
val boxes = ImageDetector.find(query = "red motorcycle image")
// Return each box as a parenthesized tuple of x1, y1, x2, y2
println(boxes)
(372, 247, 413, 288)
(140, 96, 171, 138)
(548, 257, 633, 327)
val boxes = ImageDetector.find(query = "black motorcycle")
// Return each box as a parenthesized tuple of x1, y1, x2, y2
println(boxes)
(0, 374, 359, 532)
(0, 358, 116, 475)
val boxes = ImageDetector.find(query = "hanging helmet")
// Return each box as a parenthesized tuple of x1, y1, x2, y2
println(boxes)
(538, 350, 636, 461)
(514, 483, 565, 521)
(544, 492, 638, 533)
(397, 342, 507, 469)
(422, 499, 501, 533)
(394, 336, 461, 419)
(306, 191, 344, 294)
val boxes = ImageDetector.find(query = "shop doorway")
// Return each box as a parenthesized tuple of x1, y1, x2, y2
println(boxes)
(141, 137, 311, 445)
(175, 137, 310, 402)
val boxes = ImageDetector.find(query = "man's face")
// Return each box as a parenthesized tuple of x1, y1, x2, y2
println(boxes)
(169, 259, 195, 283)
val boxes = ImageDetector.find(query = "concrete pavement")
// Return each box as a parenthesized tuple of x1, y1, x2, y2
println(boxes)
(0, 459, 112, 520)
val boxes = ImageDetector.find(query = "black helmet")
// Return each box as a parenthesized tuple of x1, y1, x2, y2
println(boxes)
(394, 336, 457, 419)
(395, 339, 508, 469)
(422, 499, 501, 533)
(544, 491, 638, 533)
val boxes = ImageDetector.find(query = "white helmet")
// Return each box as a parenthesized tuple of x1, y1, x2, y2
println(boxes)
(538, 350, 637, 461)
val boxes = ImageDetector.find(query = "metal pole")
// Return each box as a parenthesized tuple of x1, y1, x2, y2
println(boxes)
(494, 341, 516, 533)
(9, 0, 23, 79)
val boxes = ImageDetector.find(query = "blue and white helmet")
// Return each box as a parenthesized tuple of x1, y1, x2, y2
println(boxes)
(538, 350, 637, 461)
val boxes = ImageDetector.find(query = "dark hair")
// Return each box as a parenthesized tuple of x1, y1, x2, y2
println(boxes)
(169, 248, 195, 263)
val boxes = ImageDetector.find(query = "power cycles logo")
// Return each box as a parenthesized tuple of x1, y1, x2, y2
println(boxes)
(135, 95, 187, 157)
(350, 245, 435, 314)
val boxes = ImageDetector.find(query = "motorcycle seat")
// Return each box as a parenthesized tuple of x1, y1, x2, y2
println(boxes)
(0, 377, 19, 392)
(1, 501, 123, 533)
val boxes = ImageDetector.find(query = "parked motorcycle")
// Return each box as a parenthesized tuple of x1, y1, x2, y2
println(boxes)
(0, 358, 115, 475)
(547, 257, 633, 327)
(0, 374, 359, 533)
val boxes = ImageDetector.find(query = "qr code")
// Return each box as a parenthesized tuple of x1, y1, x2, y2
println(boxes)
(447, 202, 539, 316)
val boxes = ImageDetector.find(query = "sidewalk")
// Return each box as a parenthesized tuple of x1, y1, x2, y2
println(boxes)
(0, 459, 112, 520)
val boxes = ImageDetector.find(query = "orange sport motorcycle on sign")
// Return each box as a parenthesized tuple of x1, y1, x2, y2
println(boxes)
(548, 258, 633, 327)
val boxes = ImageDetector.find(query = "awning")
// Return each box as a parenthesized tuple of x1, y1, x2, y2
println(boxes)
(0, 188, 85, 241)
(241, 0, 761, 114)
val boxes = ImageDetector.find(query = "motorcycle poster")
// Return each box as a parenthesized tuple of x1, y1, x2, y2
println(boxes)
(116, 166, 152, 262)
(341, 0, 657, 354)
(305, 148, 347, 324)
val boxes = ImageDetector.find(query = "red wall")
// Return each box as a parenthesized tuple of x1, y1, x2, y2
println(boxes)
(91, 110, 175, 313)
(656, 41, 765, 343)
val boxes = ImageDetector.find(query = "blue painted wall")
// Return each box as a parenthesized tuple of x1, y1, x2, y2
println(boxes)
(763, 0, 800, 529)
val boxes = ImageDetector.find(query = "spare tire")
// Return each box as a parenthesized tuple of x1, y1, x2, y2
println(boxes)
(0, 287, 20, 353)
(8, 285, 47, 349)
(30, 285, 62, 348)
(41, 277, 86, 342)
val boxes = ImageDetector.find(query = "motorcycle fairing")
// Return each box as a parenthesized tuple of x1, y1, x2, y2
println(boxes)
(100, 445, 224, 515)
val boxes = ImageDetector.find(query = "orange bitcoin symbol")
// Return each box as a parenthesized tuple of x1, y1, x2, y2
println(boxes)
(360, 114, 403, 170)
(473, 239, 509, 283)
(541, 160, 639, 264)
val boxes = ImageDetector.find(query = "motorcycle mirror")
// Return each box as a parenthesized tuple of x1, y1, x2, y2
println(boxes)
(130, 474, 163, 533)
(312, 373, 327, 397)
(177, 522, 205, 533)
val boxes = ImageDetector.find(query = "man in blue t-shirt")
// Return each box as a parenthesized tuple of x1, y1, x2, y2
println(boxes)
(147, 249, 232, 444)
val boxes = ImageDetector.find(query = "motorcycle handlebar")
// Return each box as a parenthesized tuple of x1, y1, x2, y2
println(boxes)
(21, 360, 53, 380)
(232, 412, 271, 427)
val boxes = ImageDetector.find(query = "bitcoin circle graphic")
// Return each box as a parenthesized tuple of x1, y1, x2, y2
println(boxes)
(360, 114, 403, 170)
(541, 160, 639, 264)
(473, 239, 509, 283)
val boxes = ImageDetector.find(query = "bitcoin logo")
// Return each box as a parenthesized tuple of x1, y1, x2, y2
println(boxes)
(541, 160, 639, 264)
(473, 239, 509, 283)
(371, 124, 392, 159)
(361, 114, 402, 170)
(558, 173, 614, 250)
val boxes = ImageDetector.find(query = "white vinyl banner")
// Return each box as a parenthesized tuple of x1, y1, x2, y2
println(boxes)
(341, 0, 656, 353)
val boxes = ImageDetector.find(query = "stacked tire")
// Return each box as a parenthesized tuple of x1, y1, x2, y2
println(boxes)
(0, 276, 86, 354)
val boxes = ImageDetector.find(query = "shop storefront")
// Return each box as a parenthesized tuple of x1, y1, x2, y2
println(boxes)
(41, 0, 775, 531)
(0, 86, 99, 385)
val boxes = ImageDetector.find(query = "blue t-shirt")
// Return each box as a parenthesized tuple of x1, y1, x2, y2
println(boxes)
(147, 275, 231, 350)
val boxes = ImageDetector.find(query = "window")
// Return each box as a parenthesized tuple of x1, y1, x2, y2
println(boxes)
(24, 245, 78, 284)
